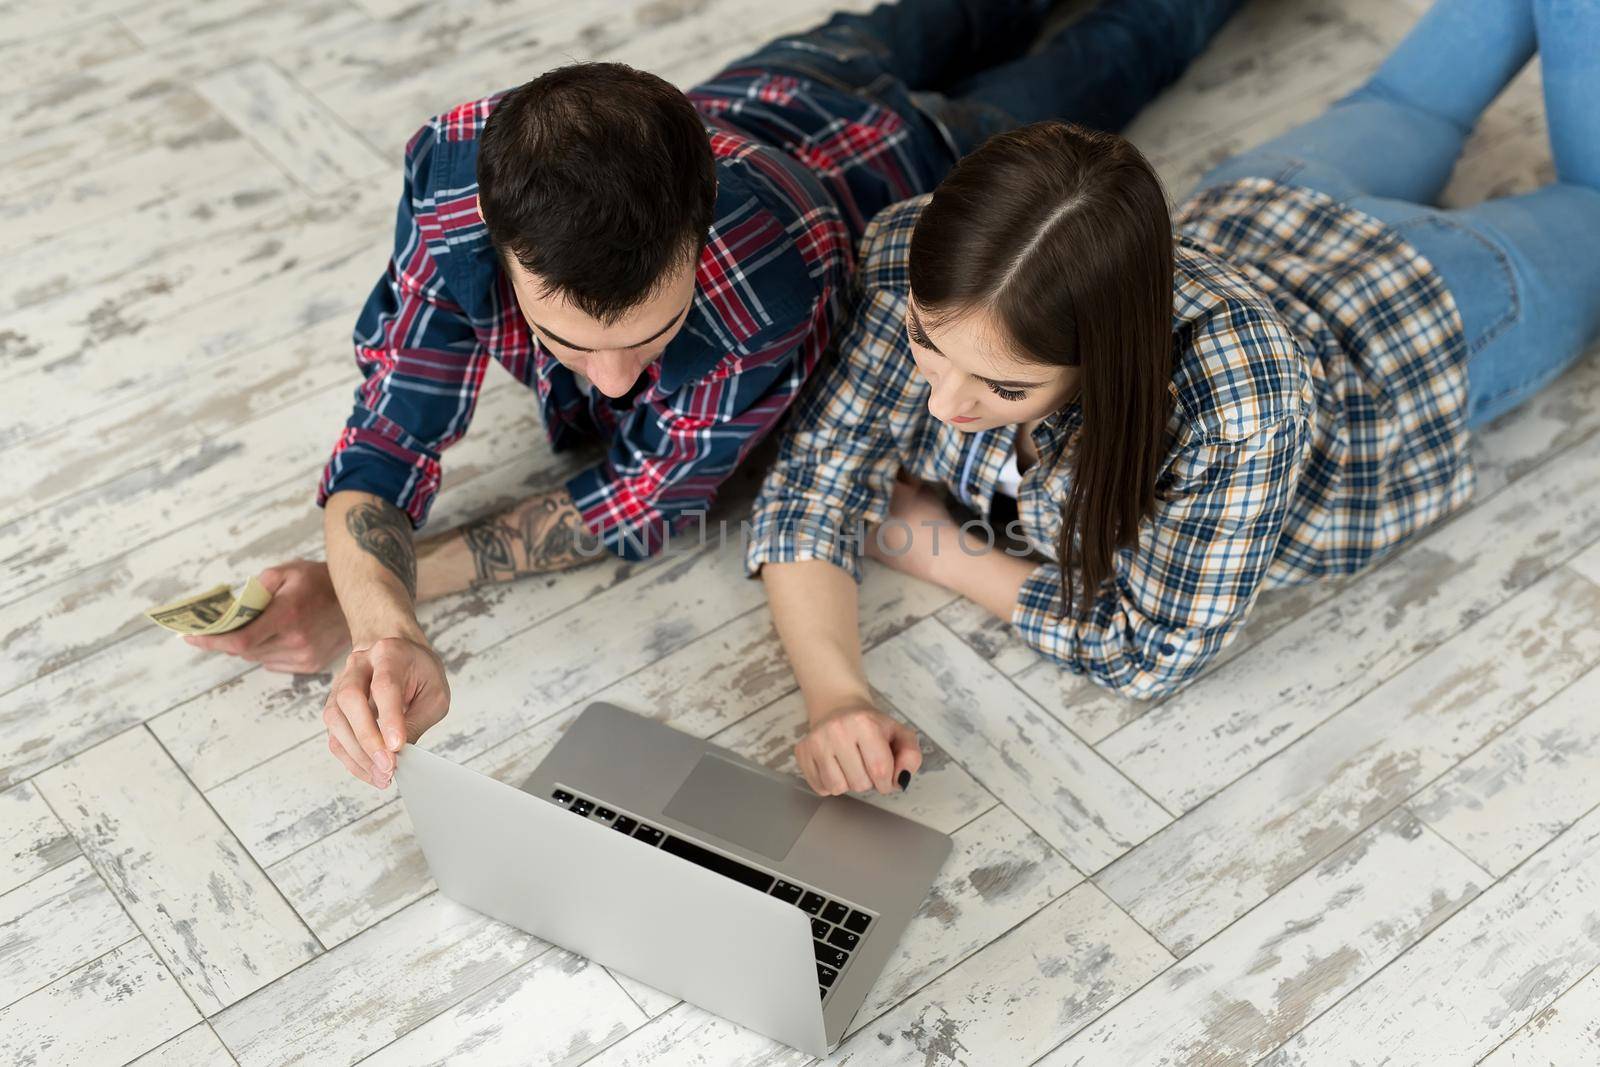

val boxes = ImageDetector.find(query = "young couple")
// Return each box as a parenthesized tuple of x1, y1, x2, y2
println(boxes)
(190, 0, 1600, 799)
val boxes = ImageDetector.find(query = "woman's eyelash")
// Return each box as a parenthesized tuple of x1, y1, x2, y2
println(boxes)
(985, 381, 1028, 402)
(908, 320, 934, 348)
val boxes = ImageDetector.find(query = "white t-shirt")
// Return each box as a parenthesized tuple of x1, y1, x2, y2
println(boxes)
(993, 447, 1024, 499)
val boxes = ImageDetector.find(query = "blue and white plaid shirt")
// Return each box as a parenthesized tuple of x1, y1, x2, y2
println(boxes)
(747, 179, 1472, 699)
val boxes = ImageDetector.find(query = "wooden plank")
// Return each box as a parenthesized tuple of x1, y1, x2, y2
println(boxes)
(864, 618, 1170, 873)
(0, 940, 200, 1066)
(209, 892, 543, 1067)
(130, 1024, 237, 1067)
(579, 1001, 812, 1067)
(1412, 660, 1600, 876)
(1099, 428, 1600, 813)
(0, 364, 358, 604)
(1479, 964, 1600, 1067)
(1, 180, 391, 454)
(2, 369, 558, 695)
(0, 781, 78, 896)
(1, 163, 295, 319)
(1096, 565, 1600, 955)
(0, 856, 137, 1007)
(1261, 805, 1600, 1065)
(1571, 537, 1600, 586)
(0, 3, 370, 143)
(0, 371, 569, 785)
(0, 132, 271, 270)
(1041, 810, 1482, 1066)
(195, 59, 386, 194)
(1015, 578, 1345, 745)
(850, 805, 1076, 1030)
(359, 948, 646, 1067)
(0, 19, 142, 99)
(830, 883, 1171, 1065)
(35, 728, 320, 1014)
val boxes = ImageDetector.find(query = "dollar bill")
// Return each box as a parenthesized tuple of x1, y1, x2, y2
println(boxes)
(146, 577, 272, 636)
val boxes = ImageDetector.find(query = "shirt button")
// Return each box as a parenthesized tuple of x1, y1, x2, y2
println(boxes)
(1160, 643, 1176, 656)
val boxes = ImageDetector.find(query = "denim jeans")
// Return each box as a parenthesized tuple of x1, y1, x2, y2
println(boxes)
(728, 0, 1244, 163)
(1194, 0, 1600, 427)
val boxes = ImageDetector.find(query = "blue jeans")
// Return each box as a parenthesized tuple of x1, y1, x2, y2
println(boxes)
(1194, 0, 1600, 427)
(731, 0, 1244, 160)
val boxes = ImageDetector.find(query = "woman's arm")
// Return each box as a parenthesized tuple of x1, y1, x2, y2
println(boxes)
(762, 559, 922, 796)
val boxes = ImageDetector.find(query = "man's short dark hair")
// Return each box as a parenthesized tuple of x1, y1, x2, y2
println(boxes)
(477, 62, 716, 325)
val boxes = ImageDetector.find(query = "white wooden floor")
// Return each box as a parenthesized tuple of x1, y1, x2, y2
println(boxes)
(4, 0, 1599, 1063)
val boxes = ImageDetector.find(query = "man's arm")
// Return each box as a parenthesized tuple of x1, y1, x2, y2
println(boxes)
(320, 490, 447, 790)
(415, 488, 602, 599)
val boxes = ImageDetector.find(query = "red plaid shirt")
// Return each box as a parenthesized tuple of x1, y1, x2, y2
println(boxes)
(318, 70, 946, 557)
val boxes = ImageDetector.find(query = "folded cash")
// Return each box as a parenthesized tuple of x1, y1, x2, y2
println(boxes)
(145, 577, 272, 636)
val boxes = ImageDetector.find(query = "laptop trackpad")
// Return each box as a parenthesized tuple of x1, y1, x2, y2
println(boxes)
(662, 753, 822, 861)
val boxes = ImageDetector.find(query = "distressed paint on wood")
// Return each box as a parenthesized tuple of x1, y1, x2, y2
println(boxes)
(0, 856, 137, 1007)
(0, 781, 78, 896)
(35, 728, 320, 1014)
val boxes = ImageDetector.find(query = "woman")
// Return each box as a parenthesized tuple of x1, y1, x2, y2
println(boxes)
(746, 0, 1600, 797)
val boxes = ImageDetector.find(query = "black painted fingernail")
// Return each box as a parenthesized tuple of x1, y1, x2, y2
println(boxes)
(898, 770, 911, 791)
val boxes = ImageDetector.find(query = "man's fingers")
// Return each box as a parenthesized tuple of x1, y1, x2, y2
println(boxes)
(368, 664, 410, 754)
(322, 699, 371, 778)
(258, 566, 289, 595)
(326, 734, 375, 786)
(332, 665, 389, 777)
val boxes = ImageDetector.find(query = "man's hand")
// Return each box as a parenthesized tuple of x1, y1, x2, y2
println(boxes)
(795, 705, 923, 796)
(322, 636, 450, 789)
(185, 562, 349, 674)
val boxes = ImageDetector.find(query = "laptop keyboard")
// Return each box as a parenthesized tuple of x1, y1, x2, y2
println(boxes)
(549, 786, 874, 1004)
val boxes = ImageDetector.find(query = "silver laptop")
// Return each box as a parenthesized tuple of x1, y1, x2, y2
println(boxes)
(396, 701, 951, 1056)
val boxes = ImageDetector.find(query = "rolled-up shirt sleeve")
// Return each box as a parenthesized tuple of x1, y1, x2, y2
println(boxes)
(745, 284, 921, 581)
(1013, 415, 1306, 700)
(317, 120, 486, 527)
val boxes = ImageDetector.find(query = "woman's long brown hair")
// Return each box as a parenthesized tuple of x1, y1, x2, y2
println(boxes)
(909, 121, 1174, 617)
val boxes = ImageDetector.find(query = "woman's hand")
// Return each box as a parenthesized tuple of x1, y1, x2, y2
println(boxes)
(185, 561, 349, 674)
(322, 636, 450, 789)
(795, 705, 923, 796)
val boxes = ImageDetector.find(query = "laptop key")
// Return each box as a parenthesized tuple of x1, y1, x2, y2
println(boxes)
(817, 963, 838, 986)
(771, 881, 804, 904)
(826, 926, 859, 951)
(843, 909, 872, 934)
(821, 900, 849, 925)
(612, 815, 637, 835)
(633, 824, 665, 846)
(799, 891, 826, 915)
(594, 807, 616, 821)
(813, 941, 849, 969)
(819, 986, 828, 1000)
(551, 789, 573, 805)
(810, 918, 829, 940)
(570, 799, 594, 816)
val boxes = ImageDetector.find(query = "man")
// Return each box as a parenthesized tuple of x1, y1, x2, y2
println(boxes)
(190, 0, 1242, 788)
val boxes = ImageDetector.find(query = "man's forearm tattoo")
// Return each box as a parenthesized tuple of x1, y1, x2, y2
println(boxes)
(345, 500, 418, 599)
(460, 496, 601, 583)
